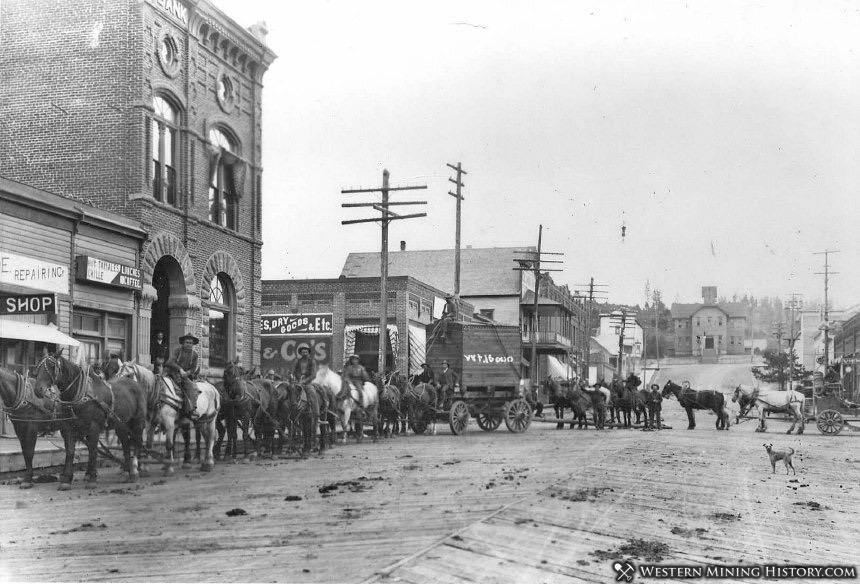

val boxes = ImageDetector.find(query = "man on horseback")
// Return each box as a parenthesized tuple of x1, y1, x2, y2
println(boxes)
(163, 334, 200, 418)
(293, 344, 317, 387)
(342, 354, 370, 402)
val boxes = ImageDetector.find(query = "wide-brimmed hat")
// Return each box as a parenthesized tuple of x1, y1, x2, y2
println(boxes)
(297, 344, 310, 354)
(178, 334, 199, 345)
(650, 384, 660, 389)
(420, 362, 429, 368)
(441, 360, 449, 366)
(348, 354, 360, 361)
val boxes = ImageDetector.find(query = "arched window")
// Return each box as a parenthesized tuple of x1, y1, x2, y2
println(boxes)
(208, 128, 240, 230)
(207, 272, 234, 368)
(152, 96, 178, 206)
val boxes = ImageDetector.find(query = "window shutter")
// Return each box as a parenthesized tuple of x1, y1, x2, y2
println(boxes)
(231, 159, 247, 198)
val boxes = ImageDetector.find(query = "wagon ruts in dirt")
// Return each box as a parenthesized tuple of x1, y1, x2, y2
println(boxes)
(803, 382, 860, 435)
(407, 321, 532, 435)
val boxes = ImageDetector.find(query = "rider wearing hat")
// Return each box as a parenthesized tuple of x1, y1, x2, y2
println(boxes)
(293, 343, 317, 386)
(164, 333, 200, 418)
(342, 354, 370, 400)
(646, 383, 663, 431)
(411, 362, 436, 387)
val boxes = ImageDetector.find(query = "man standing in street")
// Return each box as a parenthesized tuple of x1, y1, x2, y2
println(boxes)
(646, 383, 663, 431)
(164, 334, 200, 418)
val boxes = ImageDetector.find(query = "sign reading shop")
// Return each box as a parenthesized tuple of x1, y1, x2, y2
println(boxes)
(75, 256, 142, 291)
(0, 293, 56, 316)
(261, 313, 333, 336)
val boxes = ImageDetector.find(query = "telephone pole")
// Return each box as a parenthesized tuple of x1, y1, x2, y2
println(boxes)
(447, 162, 466, 297)
(572, 279, 608, 382)
(513, 225, 563, 387)
(772, 321, 785, 390)
(611, 310, 637, 379)
(786, 293, 803, 391)
(342, 170, 427, 375)
(814, 249, 839, 382)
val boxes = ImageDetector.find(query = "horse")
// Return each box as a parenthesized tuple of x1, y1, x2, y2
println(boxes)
(113, 359, 220, 475)
(0, 366, 79, 490)
(545, 377, 572, 429)
(733, 384, 805, 434)
(220, 361, 273, 459)
(378, 383, 403, 437)
(582, 380, 611, 430)
(313, 366, 379, 443)
(284, 380, 329, 456)
(662, 380, 731, 430)
(32, 351, 148, 489)
(609, 378, 635, 428)
(401, 381, 439, 435)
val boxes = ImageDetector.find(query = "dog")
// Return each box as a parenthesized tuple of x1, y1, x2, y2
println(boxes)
(764, 444, 796, 475)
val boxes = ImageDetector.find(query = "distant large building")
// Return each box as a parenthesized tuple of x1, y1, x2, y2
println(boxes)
(671, 286, 747, 359)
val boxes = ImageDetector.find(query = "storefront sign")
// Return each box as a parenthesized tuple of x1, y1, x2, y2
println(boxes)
(0, 293, 56, 315)
(260, 336, 331, 379)
(151, 0, 188, 26)
(75, 256, 142, 291)
(261, 313, 333, 336)
(0, 251, 68, 294)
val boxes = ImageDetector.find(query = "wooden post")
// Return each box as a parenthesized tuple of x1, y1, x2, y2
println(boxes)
(447, 163, 466, 297)
(530, 225, 542, 388)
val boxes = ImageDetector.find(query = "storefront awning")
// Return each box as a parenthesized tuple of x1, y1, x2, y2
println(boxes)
(0, 320, 80, 346)
(547, 355, 576, 380)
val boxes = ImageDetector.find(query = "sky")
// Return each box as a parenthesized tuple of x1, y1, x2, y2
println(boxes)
(215, 0, 860, 309)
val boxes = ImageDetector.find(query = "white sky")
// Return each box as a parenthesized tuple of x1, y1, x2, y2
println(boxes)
(215, 0, 860, 308)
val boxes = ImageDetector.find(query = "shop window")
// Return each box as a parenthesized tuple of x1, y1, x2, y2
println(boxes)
(207, 273, 234, 368)
(208, 128, 243, 230)
(479, 308, 495, 321)
(72, 309, 128, 365)
(152, 96, 178, 206)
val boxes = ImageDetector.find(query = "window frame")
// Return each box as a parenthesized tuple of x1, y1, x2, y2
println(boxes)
(152, 95, 179, 207)
(206, 272, 234, 369)
(208, 128, 239, 230)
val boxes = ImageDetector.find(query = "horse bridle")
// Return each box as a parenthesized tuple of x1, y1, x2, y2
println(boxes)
(36, 355, 85, 403)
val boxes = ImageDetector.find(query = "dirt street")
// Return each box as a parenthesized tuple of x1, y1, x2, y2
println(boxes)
(1, 362, 859, 583)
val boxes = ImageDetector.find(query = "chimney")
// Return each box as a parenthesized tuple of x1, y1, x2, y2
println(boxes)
(248, 21, 269, 45)
(702, 286, 717, 305)
(400, 241, 406, 251)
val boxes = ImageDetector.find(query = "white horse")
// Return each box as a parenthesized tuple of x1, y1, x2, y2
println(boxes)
(733, 384, 805, 434)
(313, 366, 379, 443)
(115, 359, 221, 474)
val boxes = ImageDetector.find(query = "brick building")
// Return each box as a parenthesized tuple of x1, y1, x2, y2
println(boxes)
(0, 0, 276, 378)
(671, 286, 747, 359)
(261, 277, 474, 380)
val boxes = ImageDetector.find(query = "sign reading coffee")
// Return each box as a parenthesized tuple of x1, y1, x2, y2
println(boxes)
(75, 256, 142, 291)
(261, 314, 333, 336)
(0, 293, 56, 315)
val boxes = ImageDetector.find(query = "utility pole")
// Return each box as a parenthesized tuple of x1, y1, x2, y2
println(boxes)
(513, 225, 563, 388)
(653, 289, 661, 372)
(342, 170, 427, 375)
(814, 249, 840, 386)
(786, 293, 803, 391)
(446, 162, 467, 297)
(610, 310, 636, 379)
(572, 279, 608, 383)
(772, 321, 785, 390)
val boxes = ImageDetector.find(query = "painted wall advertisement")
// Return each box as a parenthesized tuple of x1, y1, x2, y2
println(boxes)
(260, 314, 332, 378)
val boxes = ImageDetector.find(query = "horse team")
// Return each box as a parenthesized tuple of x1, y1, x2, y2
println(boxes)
(545, 375, 805, 435)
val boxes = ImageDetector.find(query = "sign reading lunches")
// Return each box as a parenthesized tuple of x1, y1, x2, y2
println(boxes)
(75, 256, 142, 291)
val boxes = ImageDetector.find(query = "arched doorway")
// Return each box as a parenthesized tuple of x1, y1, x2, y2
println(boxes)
(151, 255, 186, 357)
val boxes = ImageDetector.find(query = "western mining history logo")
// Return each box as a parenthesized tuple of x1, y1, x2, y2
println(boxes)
(612, 562, 857, 581)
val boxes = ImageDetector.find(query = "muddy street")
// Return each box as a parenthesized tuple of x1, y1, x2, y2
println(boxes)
(2, 391, 859, 584)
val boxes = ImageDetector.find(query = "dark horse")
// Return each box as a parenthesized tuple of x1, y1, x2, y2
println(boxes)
(545, 377, 590, 429)
(0, 366, 77, 489)
(217, 361, 273, 459)
(662, 380, 730, 430)
(609, 377, 635, 428)
(32, 352, 148, 489)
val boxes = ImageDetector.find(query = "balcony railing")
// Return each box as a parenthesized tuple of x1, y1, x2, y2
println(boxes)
(521, 331, 572, 348)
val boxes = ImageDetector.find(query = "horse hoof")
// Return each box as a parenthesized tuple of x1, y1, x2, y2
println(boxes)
(200, 463, 213, 472)
(85, 481, 98, 490)
(163, 467, 175, 477)
(181, 462, 192, 470)
(19, 481, 34, 490)
(57, 482, 71, 492)
(123, 473, 138, 484)
(138, 468, 150, 478)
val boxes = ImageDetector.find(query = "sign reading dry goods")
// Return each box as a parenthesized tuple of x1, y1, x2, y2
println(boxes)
(0, 251, 69, 295)
(261, 314, 333, 336)
(75, 256, 142, 291)
(0, 293, 56, 315)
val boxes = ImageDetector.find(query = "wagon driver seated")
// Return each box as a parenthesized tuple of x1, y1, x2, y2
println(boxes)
(163, 334, 200, 418)
(342, 354, 370, 403)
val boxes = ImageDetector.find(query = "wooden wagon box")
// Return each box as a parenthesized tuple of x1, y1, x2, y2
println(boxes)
(425, 321, 522, 393)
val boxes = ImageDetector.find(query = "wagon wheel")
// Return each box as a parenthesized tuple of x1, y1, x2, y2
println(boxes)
(504, 398, 532, 433)
(449, 401, 470, 435)
(475, 412, 502, 431)
(816, 410, 844, 435)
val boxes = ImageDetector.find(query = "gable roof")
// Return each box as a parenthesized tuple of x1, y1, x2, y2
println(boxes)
(340, 247, 535, 297)
(671, 302, 747, 319)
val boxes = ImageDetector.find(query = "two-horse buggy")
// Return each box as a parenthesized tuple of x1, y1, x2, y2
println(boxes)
(406, 321, 532, 436)
(803, 383, 860, 435)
